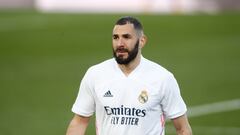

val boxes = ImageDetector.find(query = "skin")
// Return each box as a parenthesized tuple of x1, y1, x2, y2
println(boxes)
(66, 23, 192, 135)
(66, 114, 90, 135)
(172, 114, 192, 135)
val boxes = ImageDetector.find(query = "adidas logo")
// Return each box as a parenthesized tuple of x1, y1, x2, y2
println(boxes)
(104, 90, 113, 97)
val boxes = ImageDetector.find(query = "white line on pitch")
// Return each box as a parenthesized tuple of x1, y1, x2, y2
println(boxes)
(166, 126, 240, 135)
(187, 99, 240, 118)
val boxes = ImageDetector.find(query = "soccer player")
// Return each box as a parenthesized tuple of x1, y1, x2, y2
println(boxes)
(66, 16, 192, 135)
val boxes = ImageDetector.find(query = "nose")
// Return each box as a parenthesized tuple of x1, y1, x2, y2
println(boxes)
(117, 37, 125, 47)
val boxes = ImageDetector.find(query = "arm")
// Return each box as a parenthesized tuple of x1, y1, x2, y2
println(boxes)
(172, 114, 192, 135)
(66, 114, 91, 135)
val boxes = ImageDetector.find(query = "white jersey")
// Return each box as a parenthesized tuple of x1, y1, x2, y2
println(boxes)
(72, 56, 187, 135)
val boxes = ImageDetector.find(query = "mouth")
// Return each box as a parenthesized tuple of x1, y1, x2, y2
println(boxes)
(116, 48, 128, 56)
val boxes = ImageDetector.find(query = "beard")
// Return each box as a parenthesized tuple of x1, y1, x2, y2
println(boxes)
(113, 40, 139, 65)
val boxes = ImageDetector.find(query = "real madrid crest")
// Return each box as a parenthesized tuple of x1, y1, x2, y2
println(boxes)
(138, 90, 148, 104)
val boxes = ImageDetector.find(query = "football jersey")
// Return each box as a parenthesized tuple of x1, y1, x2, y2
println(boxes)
(72, 56, 187, 135)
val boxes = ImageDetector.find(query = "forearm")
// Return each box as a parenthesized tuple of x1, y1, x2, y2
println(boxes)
(176, 126, 192, 135)
(66, 115, 90, 135)
(66, 122, 87, 135)
(172, 114, 192, 135)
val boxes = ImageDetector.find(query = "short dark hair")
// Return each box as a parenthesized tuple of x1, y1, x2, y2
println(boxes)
(115, 16, 143, 35)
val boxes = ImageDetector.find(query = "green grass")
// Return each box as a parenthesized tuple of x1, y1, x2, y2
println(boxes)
(0, 11, 240, 135)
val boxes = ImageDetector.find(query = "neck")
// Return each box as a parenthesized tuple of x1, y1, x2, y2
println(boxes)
(118, 54, 141, 76)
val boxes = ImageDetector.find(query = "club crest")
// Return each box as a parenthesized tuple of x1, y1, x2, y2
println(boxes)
(138, 90, 148, 104)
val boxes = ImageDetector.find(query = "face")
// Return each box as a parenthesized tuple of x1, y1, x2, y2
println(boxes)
(112, 23, 140, 65)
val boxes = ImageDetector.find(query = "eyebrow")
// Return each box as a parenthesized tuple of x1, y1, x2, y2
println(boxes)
(122, 34, 131, 38)
(112, 33, 132, 38)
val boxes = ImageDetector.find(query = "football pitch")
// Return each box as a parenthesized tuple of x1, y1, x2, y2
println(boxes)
(0, 11, 240, 135)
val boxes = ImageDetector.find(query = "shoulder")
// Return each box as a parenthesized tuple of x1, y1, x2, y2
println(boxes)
(85, 58, 115, 76)
(141, 57, 173, 79)
(82, 58, 117, 86)
(89, 58, 115, 71)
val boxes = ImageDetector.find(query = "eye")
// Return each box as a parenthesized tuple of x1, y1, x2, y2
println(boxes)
(112, 35, 119, 39)
(122, 34, 131, 39)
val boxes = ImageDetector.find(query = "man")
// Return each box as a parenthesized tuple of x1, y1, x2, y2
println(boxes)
(66, 16, 192, 135)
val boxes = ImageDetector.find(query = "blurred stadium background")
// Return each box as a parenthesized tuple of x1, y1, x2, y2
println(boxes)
(0, 0, 240, 135)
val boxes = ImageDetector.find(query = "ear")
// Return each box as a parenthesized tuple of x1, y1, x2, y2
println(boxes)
(139, 35, 147, 49)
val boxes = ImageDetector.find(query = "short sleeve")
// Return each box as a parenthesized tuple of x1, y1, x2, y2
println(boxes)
(161, 74, 187, 119)
(72, 69, 95, 117)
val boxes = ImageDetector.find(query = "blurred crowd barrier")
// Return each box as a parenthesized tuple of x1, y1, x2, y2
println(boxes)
(0, 0, 34, 9)
(0, 0, 240, 13)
